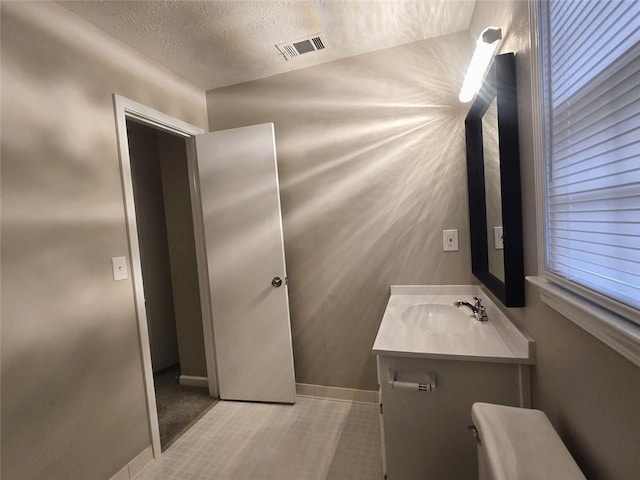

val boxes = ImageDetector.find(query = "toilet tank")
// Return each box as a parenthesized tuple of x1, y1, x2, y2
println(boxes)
(471, 403, 586, 480)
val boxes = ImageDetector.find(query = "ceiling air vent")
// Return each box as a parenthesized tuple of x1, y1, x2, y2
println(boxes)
(276, 34, 327, 61)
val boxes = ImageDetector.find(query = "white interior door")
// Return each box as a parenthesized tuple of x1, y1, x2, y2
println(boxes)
(193, 123, 296, 404)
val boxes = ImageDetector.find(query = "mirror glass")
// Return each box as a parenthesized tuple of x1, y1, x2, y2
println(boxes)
(464, 52, 524, 307)
(481, 98, 504, 282)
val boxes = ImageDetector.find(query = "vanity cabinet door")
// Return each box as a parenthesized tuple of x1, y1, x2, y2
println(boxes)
(377, 355, 526, 480)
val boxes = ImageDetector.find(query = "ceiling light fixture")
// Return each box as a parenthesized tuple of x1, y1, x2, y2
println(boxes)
(459, 27, 502, 103)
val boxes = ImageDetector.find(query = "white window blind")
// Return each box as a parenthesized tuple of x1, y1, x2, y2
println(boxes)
(540, 0, 640, 318)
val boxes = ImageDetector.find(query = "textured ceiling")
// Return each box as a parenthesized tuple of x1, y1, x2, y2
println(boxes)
(59, 1, 476, 91)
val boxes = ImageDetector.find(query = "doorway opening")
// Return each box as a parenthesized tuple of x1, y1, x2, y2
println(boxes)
(126, 119, 216, 450)
(114, 94, 296, 459)
(113, 94, 219, 458)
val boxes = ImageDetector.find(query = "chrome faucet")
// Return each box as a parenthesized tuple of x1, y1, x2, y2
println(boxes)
(454, 296, 488, 321)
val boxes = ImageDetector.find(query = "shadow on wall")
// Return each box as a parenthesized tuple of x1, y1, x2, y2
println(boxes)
(1, 4, 207, 479)
(2, 15, 152, 480)
(206, 30, 476, 390)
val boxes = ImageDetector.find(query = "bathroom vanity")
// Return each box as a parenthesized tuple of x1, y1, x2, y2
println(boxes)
(372, 285, 534, 480)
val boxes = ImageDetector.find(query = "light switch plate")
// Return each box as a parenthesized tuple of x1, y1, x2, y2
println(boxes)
(112, 256, 128, 281)
(494, 226, 504, 250)
(443, 229, 459, 251)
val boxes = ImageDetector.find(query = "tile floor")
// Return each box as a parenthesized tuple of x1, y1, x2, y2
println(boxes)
(137, 396, 383, 480)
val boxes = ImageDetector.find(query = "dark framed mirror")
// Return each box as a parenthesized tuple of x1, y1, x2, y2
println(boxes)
(464, 53, 525, 307)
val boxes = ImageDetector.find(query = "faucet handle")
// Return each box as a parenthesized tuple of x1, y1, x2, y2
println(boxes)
(473, 296, 483, 308)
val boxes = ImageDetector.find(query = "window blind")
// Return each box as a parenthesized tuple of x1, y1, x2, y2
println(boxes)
(540, 0, 640, 316)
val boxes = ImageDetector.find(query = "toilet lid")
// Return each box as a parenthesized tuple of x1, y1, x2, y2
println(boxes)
(472, 403, 586, 480)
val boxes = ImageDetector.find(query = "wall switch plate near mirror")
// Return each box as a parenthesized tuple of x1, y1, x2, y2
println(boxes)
(493, 226, 504, 250)
(464, 53, 525, 307)
(443, 229, 459, 251)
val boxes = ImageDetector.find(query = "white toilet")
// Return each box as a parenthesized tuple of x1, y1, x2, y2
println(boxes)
(471, 402, 587, 480)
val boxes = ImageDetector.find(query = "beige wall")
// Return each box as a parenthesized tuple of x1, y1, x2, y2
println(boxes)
(207, 31, 476, 390)
(471, 2, 640, 479)
(128, 122, 208, 378)
(158, 133, 208, 378)
(128, 121, 180, 373)
(0, 2, 208, 479)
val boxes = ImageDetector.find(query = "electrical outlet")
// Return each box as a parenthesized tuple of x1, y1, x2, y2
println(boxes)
(494, 226, 504, 250)
(443, 229, 459, 251)
(112, 256, 128, 281)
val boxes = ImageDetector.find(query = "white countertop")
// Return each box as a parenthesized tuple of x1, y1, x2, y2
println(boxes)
(372, 285, 534, 364)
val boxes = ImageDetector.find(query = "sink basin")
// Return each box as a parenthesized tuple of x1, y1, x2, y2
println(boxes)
(372, 285, 535, 362)
(401, 303, 476, 334)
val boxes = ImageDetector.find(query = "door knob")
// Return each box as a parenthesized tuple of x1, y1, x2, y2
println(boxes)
(271, 277, 283, 288)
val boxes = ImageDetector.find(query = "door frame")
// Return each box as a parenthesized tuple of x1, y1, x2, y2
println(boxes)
(112, 94, 219, 458)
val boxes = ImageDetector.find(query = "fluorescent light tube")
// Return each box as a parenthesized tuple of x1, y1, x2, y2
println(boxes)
(459, 27, 502, 103)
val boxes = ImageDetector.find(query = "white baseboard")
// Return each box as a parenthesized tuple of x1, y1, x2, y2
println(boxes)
(179, 375, 209, 388)
(109, 445, 153, 480)
(296, 383, 378, 404)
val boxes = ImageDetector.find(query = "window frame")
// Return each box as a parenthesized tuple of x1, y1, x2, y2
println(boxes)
(528, 0, 640, 367)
